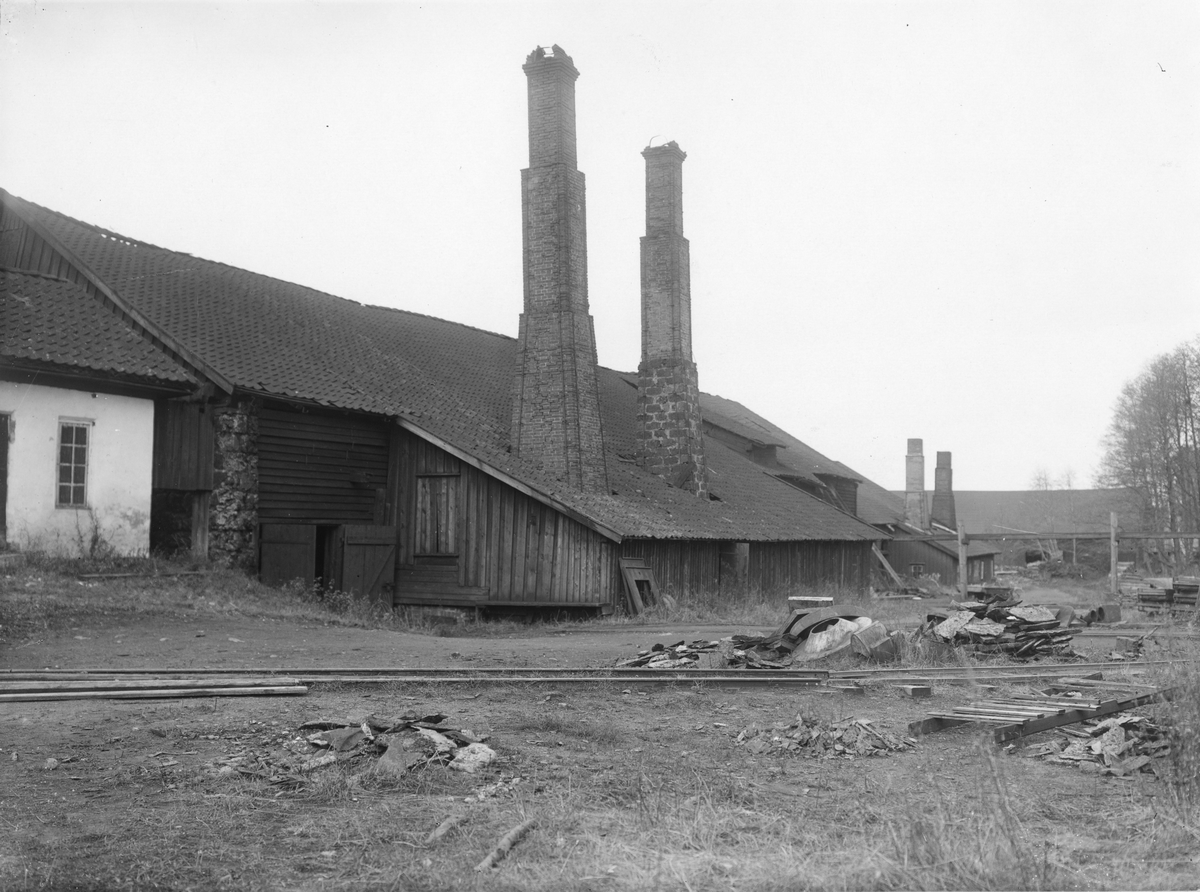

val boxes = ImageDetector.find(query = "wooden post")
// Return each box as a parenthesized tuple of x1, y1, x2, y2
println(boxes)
(957, 521, 968, 599)
(1110, 512, 1119, 598)
(190, 491, 211, 560)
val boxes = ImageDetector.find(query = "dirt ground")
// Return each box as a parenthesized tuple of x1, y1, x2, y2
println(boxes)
(4, 577, 1199, 891)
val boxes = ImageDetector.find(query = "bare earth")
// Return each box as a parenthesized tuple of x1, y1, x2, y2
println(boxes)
(4, 579, 1198, 891)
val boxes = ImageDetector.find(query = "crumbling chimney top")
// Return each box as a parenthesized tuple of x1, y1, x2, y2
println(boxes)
(642, 140, 687, 162)
(524, 44, 578, 77)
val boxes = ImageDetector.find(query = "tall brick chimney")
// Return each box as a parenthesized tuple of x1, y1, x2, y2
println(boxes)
(636, 141, 707, 496)
(511, 46, 608, 491)
(931, 450, 957, 529)
(904, 438, 927, 529)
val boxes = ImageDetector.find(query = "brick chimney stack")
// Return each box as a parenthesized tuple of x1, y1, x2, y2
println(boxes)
(636, 141, 707, 496)
(511, 46, 608, 491)
(931, 451, 957, 529)
(904, 438, 927, 529)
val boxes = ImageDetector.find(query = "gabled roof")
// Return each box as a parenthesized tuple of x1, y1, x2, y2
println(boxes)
(6, 193, 884, 544)
(951, 489, 1142, 535)
(1, 267, 194, 388)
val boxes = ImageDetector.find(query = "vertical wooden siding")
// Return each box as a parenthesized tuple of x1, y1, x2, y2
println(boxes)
(392, 428, 620, 605)
(0, 206, 76, 280)
(153, 400, 215, 491)
(747, 541, 873, 595)
(885, 539, 957, 584)
(620, 539, 723, 600)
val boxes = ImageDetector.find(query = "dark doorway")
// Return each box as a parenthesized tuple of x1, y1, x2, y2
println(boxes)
(0, 414, 8, 547)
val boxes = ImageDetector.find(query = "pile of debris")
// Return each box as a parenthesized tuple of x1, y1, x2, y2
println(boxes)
(735, 715, 914, 759)
(210, 711, 496, 785)
(1021, 713, 1168, 777)
(616, 607, 899, 669)
(616, 640, 723, 669)
(919, 588, 1077, 658)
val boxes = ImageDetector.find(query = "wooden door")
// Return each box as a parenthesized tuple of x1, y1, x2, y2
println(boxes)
(339, 524, 397, 606)
(260, 524, 316, 587)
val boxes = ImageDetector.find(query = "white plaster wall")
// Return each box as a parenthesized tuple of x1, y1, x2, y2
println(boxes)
(1, 382, 154, 556)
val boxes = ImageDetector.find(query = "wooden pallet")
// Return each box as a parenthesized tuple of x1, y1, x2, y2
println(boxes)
(909, 687, 1169, 743)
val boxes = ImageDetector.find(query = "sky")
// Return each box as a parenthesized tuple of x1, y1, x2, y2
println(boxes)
(2, 1, 1197, 492)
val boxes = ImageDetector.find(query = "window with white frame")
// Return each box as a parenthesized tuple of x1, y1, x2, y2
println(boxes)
(57, 421, 91, 507)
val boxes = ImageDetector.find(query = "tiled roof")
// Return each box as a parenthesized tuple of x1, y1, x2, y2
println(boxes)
(10, 195, 882, 542)
(1, 268, 193, 385)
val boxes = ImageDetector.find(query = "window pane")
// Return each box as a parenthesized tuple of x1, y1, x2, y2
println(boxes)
(73, 465, 86, 485)
(74, 426, 87, 446)
(72, 485, 86, 506)
(61, 425, 75, 445)
(60, 445, 72, 464)
(59, 484, 71, 504)
(74, 445, 86, 465)
(59, 466, 72, 484)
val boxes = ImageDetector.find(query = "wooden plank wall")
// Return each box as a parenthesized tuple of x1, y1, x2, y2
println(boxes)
(152, 400, 215, 491)
(258, 404, 390, 523)
(0, 206, 76, 279)
(746, 540, 873, 595)
(883, 538, 956, 584)
(620, 539, 723, 601)
(392, 429, 620, 604)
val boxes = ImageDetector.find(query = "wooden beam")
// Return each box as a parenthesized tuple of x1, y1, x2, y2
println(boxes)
(871, 543, 905, 589)
(957, 520, 968, 598)
(393, 417, 623, 543)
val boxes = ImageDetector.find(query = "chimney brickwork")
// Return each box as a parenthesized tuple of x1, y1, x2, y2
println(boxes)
(636, 142, 707, 496)
(511, 46, 609, 492)
(904, 438, 927, 529)
(931, 450, 957, 529)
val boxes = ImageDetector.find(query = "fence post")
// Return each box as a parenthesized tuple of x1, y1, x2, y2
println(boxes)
(958, 521, 968, 599)
(1110, 512, 1119, 598)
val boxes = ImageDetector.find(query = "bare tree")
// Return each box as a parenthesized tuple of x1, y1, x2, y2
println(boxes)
(1099, 338, 1200, 573)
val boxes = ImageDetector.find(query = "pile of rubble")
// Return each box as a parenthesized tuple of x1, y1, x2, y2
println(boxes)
(209, 711, 496, 785)
(616, 640, 724, 669)
(735, 715, 914, 759)
(919, 588, 1077, 658)
(1021, 713, 1168, 777)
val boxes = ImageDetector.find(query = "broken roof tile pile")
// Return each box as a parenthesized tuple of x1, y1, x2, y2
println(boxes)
(1022, 713, 1168, 778)
(7, 193, 883, 545)
(735, 715, 914, 758)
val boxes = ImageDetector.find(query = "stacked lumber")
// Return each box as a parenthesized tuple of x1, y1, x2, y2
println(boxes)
(922, 590, 1077, 658)
(0, 674, 307, 702)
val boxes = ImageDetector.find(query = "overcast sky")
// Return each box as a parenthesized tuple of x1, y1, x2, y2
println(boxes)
(3, 1, 1197, 491)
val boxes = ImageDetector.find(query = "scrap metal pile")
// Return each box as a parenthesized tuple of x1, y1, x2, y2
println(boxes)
(919, 588, 1078, 658)
(616, 606, 901, 670)
(735, 714, 914, 759)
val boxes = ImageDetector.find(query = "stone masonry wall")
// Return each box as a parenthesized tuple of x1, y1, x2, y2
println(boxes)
(511, 45, 609, 492)
(637, 142, 707, 496)
(209, 398, 259, 569)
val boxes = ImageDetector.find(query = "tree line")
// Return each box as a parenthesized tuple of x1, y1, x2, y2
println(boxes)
(1100, 336, 1200, 573)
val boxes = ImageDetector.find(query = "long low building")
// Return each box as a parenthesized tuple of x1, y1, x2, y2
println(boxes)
(1, 45, 892, 611)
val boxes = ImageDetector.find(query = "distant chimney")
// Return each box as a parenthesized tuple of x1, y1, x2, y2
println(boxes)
(931, 450, 957, 529)
(511, 46, 608, 491)
(904, 438, 927, 529)
(636, 141, 707, 496)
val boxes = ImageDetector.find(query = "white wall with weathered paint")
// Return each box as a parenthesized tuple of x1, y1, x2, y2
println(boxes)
(0, 382, 154, 556)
